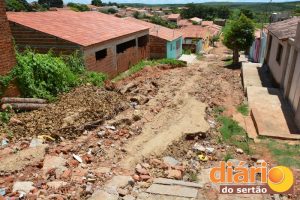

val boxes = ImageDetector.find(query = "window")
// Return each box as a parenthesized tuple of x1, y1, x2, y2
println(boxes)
(176, 40, 181, 50)
(95, 49, 107, 60)
(138, 35, 149, 47)
(117, 39, 136, 54)
(276, 43, 283, 65)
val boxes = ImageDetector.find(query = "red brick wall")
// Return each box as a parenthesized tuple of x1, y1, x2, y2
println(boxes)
(85, 47, 116, 77)
(10, 22, 80, 55)
(149, 35, 166, 59)
(0, 0, 19, 96)
(84, 34, 150, 78)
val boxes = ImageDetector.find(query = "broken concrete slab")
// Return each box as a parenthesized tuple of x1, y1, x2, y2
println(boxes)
(42, 155, 67, 176)
(46, 181, 68, 190)
(146, 183, 199, 198)
(88, 190, 118, 200)
(153, 178, 203, 188)
(106, 175, 134, 188)
(0, 145, 47, 173)
(13, 181, 35, 194)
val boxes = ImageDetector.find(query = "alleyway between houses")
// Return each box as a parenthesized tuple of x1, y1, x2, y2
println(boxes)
(0, 43, 281, 199)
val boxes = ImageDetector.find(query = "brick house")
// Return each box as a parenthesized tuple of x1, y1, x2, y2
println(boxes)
(7, 11, 150, 77)
(0, 0, 19, 96)
(125, 17, 183, 59)
(265, 17, 300, 128)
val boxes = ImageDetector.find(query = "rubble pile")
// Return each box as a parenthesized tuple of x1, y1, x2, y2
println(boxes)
(0, 86, 128, 139)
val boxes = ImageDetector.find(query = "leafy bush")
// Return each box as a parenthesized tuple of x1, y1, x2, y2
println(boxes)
(149, 16, 178, 29)
(0, 49, 108, 101)
(67, 2, 89, 12)
(83, 72, 107, 87)
(5, 0, 31, 11)
(14, 50, 79, 100)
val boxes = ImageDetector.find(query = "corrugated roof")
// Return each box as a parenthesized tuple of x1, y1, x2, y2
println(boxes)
(124, 17, 182, 41)
(266, 17, 300, 40)
(7, 10, 149, 47)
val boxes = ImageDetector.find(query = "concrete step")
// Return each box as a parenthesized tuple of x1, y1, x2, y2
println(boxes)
(247, 86, 300, 140)
(241, 63, 263, 92)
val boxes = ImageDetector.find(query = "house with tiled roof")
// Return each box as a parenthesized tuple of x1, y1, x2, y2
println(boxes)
(125, 17, 183, 59)
(265, 17, 300, 128)
(7, 10, 150, 77)
(177, 24, 220, 54)
(167, 14, 181, 24)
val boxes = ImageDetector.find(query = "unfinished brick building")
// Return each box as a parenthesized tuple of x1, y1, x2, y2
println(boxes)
(0, 0, 18, 96)
(7, 11, 150, 77)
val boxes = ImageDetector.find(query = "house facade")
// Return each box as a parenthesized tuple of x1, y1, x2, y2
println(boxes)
(125, 18, 183, 59)
(265, 17, 300, 128)
(7, 11, 150, 78)
(0, 0, 19, 96)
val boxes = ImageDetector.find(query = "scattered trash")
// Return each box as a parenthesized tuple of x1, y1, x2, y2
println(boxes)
(105, 125, 116, 130)
(192, 143, 205, 152)
(73, 154, 83, 163)
(205, 147, 214, 154)
(0, 188, 6, 196)
(207, 119, 216, 128)
(38, 135, 55, 142)
(236, 148, 244, 154)
(29, 138, 44, 148)
(97, 131, 106, 137)
(1, 139, 8, 147)
(198, 155, 208, 162)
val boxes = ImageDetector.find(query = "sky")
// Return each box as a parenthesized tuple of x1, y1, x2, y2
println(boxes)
(59, 0, 299, 4)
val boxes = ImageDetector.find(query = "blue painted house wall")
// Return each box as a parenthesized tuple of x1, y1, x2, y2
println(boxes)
(166, 37, 183, 59)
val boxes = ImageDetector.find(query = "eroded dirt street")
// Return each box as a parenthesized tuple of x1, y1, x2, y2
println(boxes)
(0, 44, 274, 199)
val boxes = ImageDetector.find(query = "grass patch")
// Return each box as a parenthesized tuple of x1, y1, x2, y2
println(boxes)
(265, 139, 300, 168)
(182, 49, 192, 55)
(112, 59, 186, 82)
(218, 116, 251, 154)
(212, 106, 225, 117)
(236, 103, 249, 116)
(224, 153, 233, 161)
(196, 53, 204, 60)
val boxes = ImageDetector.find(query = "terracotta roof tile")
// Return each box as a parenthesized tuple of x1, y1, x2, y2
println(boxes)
(7, 10, 149, 47)
(124, 17, 182, 41)
(177, 24, 220, 39)
(266, 17, 300, 40)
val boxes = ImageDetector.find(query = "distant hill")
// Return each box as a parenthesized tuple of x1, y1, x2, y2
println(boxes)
(123, 1, 300, 12)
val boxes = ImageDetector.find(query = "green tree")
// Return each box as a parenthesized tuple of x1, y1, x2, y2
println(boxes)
(91, 0, 102, 6)
(38, 0, 63, 8)
(67, 2, 89, 12)
(5, 0, 31, 11)
(239, 8, 254, 19)
(223, 14, 255, 65)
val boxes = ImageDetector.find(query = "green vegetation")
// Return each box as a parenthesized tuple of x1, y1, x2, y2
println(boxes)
(182, 49, 192, 55)
(265, 139, 300, 168)
(218, 116, 251, 154)
(5, 0, 32, 11)
(67, 2, 89, 12)
(38, 0, 63, 8)
(181, 4, 231, 20)
(91, 0, 102, 6)
(186, 171, 198, 182)
(0, 106, 12, 124)
(149, 16, 178, 29)
(212, 106, 225, 116)
(237, 103, 249, 116)
(0, 49, 107, 101)
(112, 59, 186, 82)
(224, 153, 233, 161)
(223, 14, 255, 65)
